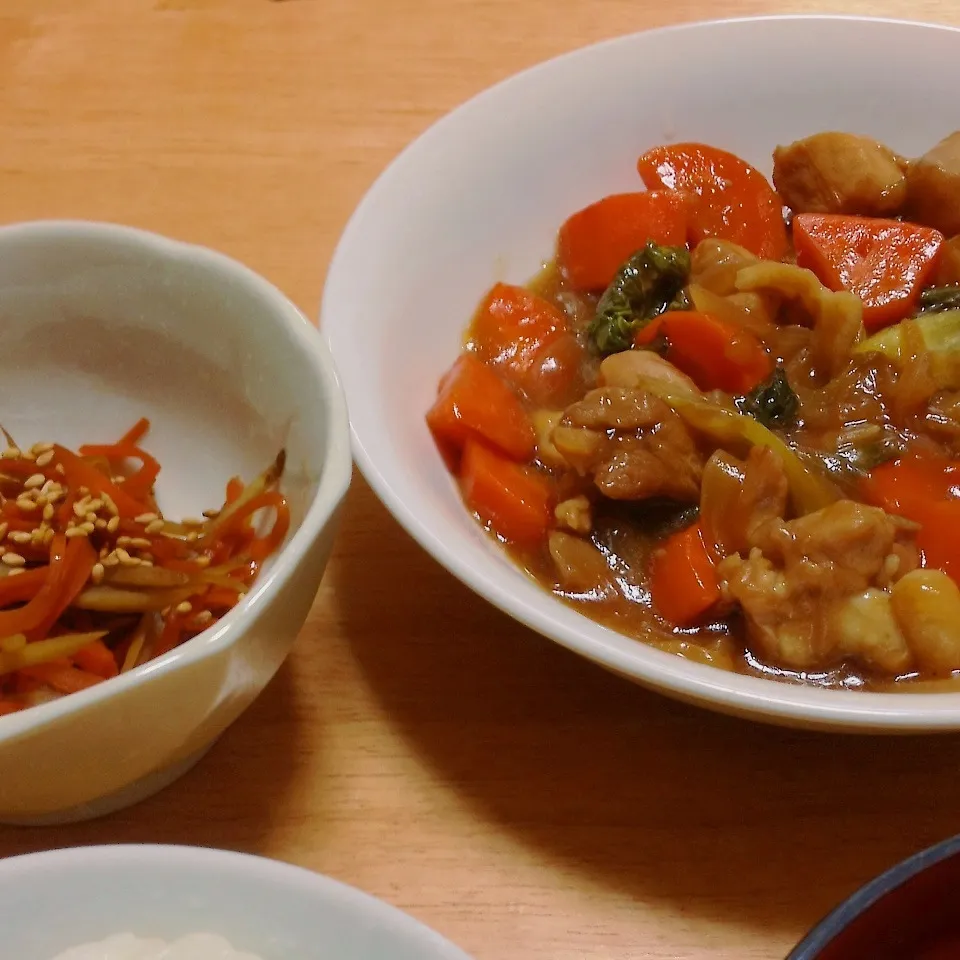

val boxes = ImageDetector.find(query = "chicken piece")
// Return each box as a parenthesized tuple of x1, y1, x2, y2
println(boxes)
(906, 132, 960, 236)
(530, 409, 566, 469)
(599, 350, 700, 398)
(718, 500, 920, 671)
(891, 569, 960, 673)
(552, 387, 704, 502)
(548, 530, 615, 597)
(554, 495, 592, 535)
(773, 132, 906, 216)
(826, 589, 912, 675)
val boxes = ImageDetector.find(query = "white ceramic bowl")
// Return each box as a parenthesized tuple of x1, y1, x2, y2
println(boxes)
(323, 15, 960, 733)
(0, 844, 472, 960)
(0, 221, 351, 823)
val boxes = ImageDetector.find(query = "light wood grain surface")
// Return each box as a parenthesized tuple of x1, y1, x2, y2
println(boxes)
(1, 2, 960, 958)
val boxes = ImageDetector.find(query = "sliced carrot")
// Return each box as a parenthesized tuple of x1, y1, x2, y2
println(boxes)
(54, 444, 151, 518)
(118, 416, 151, 446)
(660, 310, 772, 394)
(225, 476, 245, 504)
(793, 213, 944, 331)
(637, 143, 787, 260)
(470, 283, 583, 406)
(863, 453, 960, 582)
(72, 638, 119, 679)
(19, 661, 104, 695)
(648, 523, 720, 626)
(557, 191, 689, 291)
(0, 566, 47, 606)
(28, 535, 97, 641)
(460, 439, 554, 545)
(426, 353, 536, 465)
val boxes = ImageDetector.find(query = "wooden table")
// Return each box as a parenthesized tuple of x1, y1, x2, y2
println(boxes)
(1, 1, 960, 957)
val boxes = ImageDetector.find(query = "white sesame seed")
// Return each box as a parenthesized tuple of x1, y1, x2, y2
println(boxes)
(181, 517, 204, 527)
(73, 500, 88, 519)
(135, 512, 158, 524)
(0, 523, 9, 541)
(79, 521, 95, 534)
(9, 531, 31, 545)
(1, 447, 20, 459)
(6, 567, 25, 577)
(175, 601, 193, 615)
(106, 516, 120, 533)
(23, 473, 45, 490)
(91, 562, 105, 585)
(116, 547, 138, 566)
(85, 512, 98, 525)
(65, 526, 89, 539)
(145, 519, 164, 535)
(86, 498, 103, 513)
(55, 463, 65, 476)
(102, 552, 120, 567)
(193, 610, 214, 627)
(101, 493, 119, 517)
(94, 518, 107, 530)
(30, 442, 53, 456)
(2, 552, 25, 566)
(15, 498, 36, 513)
(34, 451, 54, 468)
(194, 556, 211, 568)
(140, 559, 154, 567)
(42, 527, 53, 545)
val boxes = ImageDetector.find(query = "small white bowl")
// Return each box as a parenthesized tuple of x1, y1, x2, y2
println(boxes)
(0, 844, 472, 960)
(323, 15, 960, 733)
(0, 221, 351, 823)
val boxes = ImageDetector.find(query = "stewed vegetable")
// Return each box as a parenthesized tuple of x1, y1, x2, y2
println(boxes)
(426, 130, 960, 691)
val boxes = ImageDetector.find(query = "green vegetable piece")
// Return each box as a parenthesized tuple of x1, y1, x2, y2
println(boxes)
(736, 367, 799, 428)
(918, 285, 960, 315)
(855, 308, 960, 359)
(588, 241, 690, 355)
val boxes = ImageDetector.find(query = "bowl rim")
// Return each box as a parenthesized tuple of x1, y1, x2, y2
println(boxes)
(0, 842, 473, 958)
(322, 13, 960, 732)
(0, 219, 352, 739)
(787, 833, 960, 958)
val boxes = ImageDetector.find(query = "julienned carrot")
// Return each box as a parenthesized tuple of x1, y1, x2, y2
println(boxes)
(863, 453, 960, 581)
(557, 191, 689, 291)
(78, 442, 161, 501)
(648, 523, 720, 626)
(470, 283, 583, 406)
(53, 444, 151, 518)
(118, 417, 151, 446)
(460, 439, 554, 545)
(426, 353, 536, 465)
(19, 660, 104, 694)
(72, 637, 119, 679)
(793, 213, 944, 331)
(634, 311, 772, 394)
(637, 143, 788, 260)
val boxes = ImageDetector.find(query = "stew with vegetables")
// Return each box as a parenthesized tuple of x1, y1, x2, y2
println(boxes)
(426, 130, 960, 691)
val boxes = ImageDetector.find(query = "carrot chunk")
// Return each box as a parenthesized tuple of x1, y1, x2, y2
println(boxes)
(460, 439, 554, 545)
(793, 213, 944, 331)
(649, 523, 720, 626)
(426, 353, 536, 464)
(557, 191, 689, 292)
(638, 142, 787, 260)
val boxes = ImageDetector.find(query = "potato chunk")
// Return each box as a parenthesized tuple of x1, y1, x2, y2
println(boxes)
(891, 569, 960, 673)
(905, 131, 960, 236)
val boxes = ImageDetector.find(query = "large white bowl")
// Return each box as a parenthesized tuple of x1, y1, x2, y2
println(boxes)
(0, 221, 351, 822)
(0, 844, 472, 960)
(323, 15, 960, 733)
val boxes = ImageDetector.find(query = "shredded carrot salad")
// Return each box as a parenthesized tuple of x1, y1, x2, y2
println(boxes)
(0, 417, 289, 716)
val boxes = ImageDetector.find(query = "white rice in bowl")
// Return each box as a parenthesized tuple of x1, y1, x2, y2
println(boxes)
(50, 933, 262, 960)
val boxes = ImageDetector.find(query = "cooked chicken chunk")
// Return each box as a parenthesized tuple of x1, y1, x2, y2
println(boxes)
(906, 131, 960, 236)
(719, 500, 920, 671)
(554, 495, 592, 535)
(773, 132, 906, 216)
(552, 387, 704, 502)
